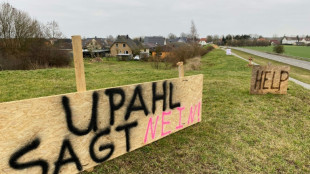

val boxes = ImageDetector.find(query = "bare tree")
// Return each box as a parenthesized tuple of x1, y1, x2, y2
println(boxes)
(44, 20, 63, 40)
(0, 3, 16, 39)
(180, 32, 188, 38)
(87, 39, 102, 58)
(212, 35, 220, 44)
(106, 35, 115, 46)
(189, 20, 198, 42)
(0, 3, 43, 40)
(168, 33, 177, 39)
(0, 2, 69, 70)
(0, 3, 16, 50)
(206, 35, 213, 43)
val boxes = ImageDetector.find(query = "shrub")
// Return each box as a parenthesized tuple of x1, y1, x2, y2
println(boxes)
(166, 44, 214, 67)
(90, 57, 103, 63)
(0, 39, 71, 70)
(148, 44, 214, 70)
(273, 45, 284, 54)
(149, 56, 161, 69)
(185, 57, 201, 71)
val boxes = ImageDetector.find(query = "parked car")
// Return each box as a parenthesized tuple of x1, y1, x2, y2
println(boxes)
(133, 55, 140, 60)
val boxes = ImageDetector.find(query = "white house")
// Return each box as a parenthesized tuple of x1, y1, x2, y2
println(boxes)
(199, 38, 207, 46)
(282, 37, 298, 45)
(282, 36, 310, 45)
(301, 38, 310, 44)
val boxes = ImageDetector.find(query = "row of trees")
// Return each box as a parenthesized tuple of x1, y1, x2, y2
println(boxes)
(0, 2, 69, 70)
(224, 39, 270, 47)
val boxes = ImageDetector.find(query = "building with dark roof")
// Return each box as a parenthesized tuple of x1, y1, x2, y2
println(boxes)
(110, 35, 138, 56)
(144, 36, 165, 46)
(270, 40, 280, 45)
(167, 37, 188, 44)
(82, 38, 109, 49)
(54, 39, 72, 50)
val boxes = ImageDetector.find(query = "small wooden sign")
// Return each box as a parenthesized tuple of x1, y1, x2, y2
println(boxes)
(226, 49, 232, 55)
(0, 75, 203, 174)
(250, 65, 290, 94)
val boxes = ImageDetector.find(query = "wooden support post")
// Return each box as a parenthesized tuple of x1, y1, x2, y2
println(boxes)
(72, 35, 87, 92)
(85, 167, 94, 172)
(72, 35, 91, 171)
(177, 61, 184, 78)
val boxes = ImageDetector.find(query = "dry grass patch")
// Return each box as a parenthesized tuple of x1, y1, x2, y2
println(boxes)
(184, 56, 202, 71)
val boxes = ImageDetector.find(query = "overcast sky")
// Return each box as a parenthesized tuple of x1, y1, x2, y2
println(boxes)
(8, 0, 310, 38)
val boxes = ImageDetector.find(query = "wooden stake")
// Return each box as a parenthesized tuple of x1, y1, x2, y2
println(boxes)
(72, 35, 87, 92)
(85, 167, 94, 172)
(177, 61, 184, 78)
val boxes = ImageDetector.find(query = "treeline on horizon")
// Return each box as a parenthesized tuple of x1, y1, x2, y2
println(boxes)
(205, 34, 270, 47)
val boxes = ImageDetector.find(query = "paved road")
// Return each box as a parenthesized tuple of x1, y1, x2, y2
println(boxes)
(221, 48, 310, 90)
(230, 47, 310, 71)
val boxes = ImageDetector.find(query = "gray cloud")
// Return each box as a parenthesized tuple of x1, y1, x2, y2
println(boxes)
(9, 0, 310, 38)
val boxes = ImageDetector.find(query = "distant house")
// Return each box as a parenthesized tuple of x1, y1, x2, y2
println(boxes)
(150, 45, 173, 59)
(144, 36, 166, 46)
(82, 38, 110, 57)
(282, 36, 299, 45)
(270, 40, 280, 45)
(82, 38, 107, 49)
(301, 38, 310, 45)
(84, 39, 103, 50)
(110, 35, 138, 56)
(54, 39, 72, 50)
(282, 36, 310, 45)
(140, 43, 152, 54)
(167, 37, 187, 44)
(199, 38, 207, 46)
(136, 43, 151, 59)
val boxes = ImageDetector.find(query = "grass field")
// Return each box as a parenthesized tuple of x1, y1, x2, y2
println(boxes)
(245, 46, 310, 60)
(1, 49, 310, 173)
(232, 49, 310, 84)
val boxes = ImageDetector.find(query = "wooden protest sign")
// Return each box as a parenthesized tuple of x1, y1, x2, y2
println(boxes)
(0, 74, 203, 174)
(250, 65, 290, 94)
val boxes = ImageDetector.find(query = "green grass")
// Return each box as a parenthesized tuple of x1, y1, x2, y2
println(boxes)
(1, 50, 310, 173)
(0, 60, 178, 102)
(232, 49, 310, 84)
(245, 46, 310, 60)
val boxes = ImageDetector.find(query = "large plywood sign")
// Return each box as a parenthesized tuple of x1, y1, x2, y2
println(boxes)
(250, 65, 290, 94)
(0, 74, 203, 174)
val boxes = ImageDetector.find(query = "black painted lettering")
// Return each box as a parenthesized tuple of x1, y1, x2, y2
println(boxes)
(115, 121, 138, 152)
(271, 71, 279, 89)
(89, 128, 114, 163)
(254, 70, 264, 90)
(152, 81, 167, 114)
(61, 92, 99, 136)
(169, 82, 180, 109)
(278, 71, 289, 90)
(263, 71, 271, 89)
(9, 138, 48, 174)
(105, 88, 125, 125)
(54, 139, 82, 174)
(125, 85, 149, 120)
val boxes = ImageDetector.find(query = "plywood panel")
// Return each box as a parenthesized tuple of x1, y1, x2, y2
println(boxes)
(250, 65, 290, 94)
(0, 74, 203, 174)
